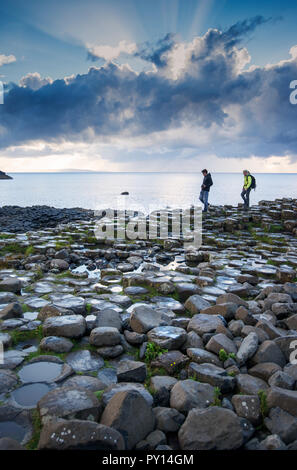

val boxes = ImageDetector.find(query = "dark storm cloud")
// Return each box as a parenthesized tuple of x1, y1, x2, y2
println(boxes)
(134, 33, 176, 67)
(1, 16, 297, 160)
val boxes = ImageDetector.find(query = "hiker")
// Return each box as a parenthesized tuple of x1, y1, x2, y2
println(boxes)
(199, 169, 213, 213)
(241, 170, 256, 209)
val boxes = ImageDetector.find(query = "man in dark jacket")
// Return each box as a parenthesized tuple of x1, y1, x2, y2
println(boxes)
(199, 169, 213, 213)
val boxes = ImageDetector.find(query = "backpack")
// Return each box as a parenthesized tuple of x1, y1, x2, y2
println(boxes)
(250, 175, 256, 189)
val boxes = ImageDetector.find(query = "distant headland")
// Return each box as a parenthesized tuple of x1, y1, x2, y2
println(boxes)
(0, 171, 12, 180)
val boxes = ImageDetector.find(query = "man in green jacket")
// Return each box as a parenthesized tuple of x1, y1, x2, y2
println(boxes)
(241, 170, 252, 210)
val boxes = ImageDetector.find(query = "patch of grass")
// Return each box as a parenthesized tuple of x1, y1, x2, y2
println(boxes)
(94, 390, 104, 401)
(55, 271, 76, 279)
(188, 375, 199, 382)
(0, 242, 27, 256)
(24, 348, 67, 363)
(266, 260, 279, 266)
(258, 390, 269, 419)
(264, 224, 283, 233)
(10, 326, 43, 346)
(218, 349, 228, 362)
(26, 409, 42, 450)
(0, 233, 15, 239)
(34, 268, 44, 281)
(104, 360, 115, 369)
(211, 387, 222, 407)
(144, 342, 168, 363)
(22, 304, 30, 313)
(218, 349, 237, 362)
(85, 303, 92, 314)
(25, 245, 35, 257)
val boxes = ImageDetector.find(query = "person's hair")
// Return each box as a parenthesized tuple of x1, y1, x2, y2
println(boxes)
(243, 169, 250, 174)
(202, 169, 208, 174)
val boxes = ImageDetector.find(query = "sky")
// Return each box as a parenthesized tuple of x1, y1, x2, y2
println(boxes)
(0, 0, 297, 172)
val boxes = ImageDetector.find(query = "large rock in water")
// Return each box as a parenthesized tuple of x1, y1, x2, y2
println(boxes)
(38, 419, 125, 450)
(178, 406, 244, 450)
(43, 315, 86, 338)
(100, 390, 155, 449)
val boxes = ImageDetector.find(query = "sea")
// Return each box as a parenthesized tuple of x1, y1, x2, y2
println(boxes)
(0, 172, 296, 213)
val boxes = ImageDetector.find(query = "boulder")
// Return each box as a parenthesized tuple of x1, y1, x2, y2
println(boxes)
(130, 305, 163, 334)
(178, 407, 244, 450)
(187, 314, 224, 336)
(264, 407, 297, 444)
(153, 407, 185, 433)
(236, 373, 268, 395)
(231, 394, 261, 425)
(267, 387, 297, 417)
(40, 336, 73, 353)
(236, 332, 258, 365)
(90, 327, 121, 347)
(38, 419, 124, 450)
(206, 333, 237, 355)
(147, 326, 187, 350)
(0, 277, 22, 294)
(37, 386, 101, 424)
(170, 380, 215, 413)
(0, 302, 22, 320)
(43, 315, 86, 339)
(100, 390, 155, 449)
(116, 360, 147, 383)
(95, 308, 122, 331)
(184, 295, 211, 315)
(188, 362, 235, 393)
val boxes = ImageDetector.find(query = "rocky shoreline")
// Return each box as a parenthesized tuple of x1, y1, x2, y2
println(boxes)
(0, 206, 94, 233)
(0, 171, 12, 180)
(0, 198, 297, 451)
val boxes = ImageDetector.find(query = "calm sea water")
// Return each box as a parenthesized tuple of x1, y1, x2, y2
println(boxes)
(0, 172, 296, 212)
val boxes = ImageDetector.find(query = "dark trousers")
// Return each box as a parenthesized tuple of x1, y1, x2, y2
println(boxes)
(199, 190, 209, 212)
(241, 188, 251, 208)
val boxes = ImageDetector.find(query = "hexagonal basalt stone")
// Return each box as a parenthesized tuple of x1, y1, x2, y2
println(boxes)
(0, 370, 18, 393)
(116, 360, 147, 383)
(40, 336, 73, 353)
(89, 327, 121, 347)
(66, 350, 104, 372)
(151, 350, 189, 375)
(170, 380, 215, 413)
(43, 315, 86, 339)
(38, 419, 124, 450)
(50, 294, 85, 314)
(37, 386, 101, 424)
(147, 326, 187, 350)
(178, 407, 244, 450)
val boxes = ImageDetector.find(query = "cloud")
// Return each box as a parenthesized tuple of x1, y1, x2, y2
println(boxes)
(1, 17, 297, 164)
(19, 72, 53, 90)
(0, 54, 16, 67)
(87, 40, 137, 62)
(134, 33, 176, 68)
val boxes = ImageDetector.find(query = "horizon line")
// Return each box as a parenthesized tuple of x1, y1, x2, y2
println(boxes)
(6, 171, 297, 175)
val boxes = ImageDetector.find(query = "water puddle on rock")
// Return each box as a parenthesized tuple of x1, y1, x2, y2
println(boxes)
(18, 362, 63, 383)
(12, 383, 50, 408)
(0, 421, 26, 442)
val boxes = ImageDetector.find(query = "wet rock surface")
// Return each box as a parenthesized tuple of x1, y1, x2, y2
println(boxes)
(0, 198, 296, 450)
